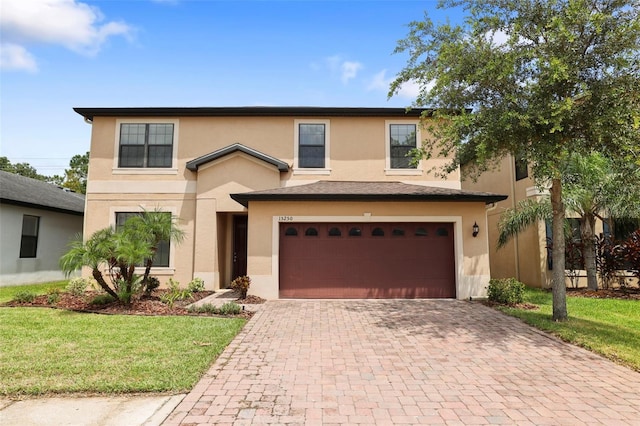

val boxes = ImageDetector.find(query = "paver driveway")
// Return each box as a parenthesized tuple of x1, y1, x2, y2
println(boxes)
(164, 300, 640, 425)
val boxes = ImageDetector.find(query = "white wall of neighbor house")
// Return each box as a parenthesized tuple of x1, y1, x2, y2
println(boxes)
(0, 204, 83, 286)
(245, 201, 492, 300)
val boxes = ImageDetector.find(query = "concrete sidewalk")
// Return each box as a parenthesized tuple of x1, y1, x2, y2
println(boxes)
(0, 394, 185, 426)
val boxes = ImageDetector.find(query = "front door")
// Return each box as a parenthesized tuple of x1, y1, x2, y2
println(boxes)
(232, 215, 248, 279)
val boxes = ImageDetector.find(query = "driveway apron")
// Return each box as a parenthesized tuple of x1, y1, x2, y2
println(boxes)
(164, 300, 640, 425)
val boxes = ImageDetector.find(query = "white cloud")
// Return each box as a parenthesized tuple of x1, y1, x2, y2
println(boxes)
(340, 61, 362, 84)
(368, 69, 430, 101)
(322, 55, 363, 85)
(367, 69, 391, 91)
(0, 43, 38, 72)
(0, 0, 132, 71)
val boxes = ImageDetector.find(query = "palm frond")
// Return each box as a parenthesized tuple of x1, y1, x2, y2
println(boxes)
(497, 198, 552, 248)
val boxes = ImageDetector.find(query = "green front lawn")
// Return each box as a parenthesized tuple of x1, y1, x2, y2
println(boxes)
(0, 307, 246, 395)
(497, 288, 640, 371)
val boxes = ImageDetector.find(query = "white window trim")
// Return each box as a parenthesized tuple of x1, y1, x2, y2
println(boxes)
(385, 120, 423, 175)
(293, 119, 331, 175)
(108, 205, 177, 273)
(113, 118, 179, 175)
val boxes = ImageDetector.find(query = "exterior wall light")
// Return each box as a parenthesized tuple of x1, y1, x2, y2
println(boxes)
(472, 222, 479, 237)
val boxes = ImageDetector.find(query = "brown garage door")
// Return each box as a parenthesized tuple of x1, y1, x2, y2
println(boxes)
(279, 222, 455, 299)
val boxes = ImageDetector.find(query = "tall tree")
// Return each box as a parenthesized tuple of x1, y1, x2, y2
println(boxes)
(390, 0, 640, 320)
(62, 152, 89, 194)
(0, 156, 49, 181)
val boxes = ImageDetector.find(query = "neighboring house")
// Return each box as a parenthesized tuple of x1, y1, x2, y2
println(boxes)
(0, 171, 85, 286)
(73, 106, 507, 299)
(461, 155, 639, 288)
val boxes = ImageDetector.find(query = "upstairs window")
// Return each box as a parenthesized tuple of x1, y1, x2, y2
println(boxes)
(298, 123, 326, 168)
(119, 123, 174, 168)
(20, 215, 40, 258)
(389, 124, 417, 169)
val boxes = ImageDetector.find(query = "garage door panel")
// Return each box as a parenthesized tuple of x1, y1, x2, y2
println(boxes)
(279, 222, 455, 299)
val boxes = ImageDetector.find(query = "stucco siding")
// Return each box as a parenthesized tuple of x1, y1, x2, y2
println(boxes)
(0, 204, 83, 286)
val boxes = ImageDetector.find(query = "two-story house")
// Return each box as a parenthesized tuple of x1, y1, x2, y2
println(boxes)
(73, 107, 507, 299)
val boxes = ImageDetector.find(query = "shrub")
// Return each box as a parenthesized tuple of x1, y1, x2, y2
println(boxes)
(230, 275, 251, 299)
(487, 278, 525, 305)
(623, 229, 640, 280)
(160, 278, 193, 307)
(66, 277, 89, 296)
(217, 301, 242, 315)
(143, 276, 160, 295)
(187, 302, 242, 315)
(187, 277, 205, 293)
(13, 291, 35, 303)
(187, 303, 217, 314)
(47, 289, 61, 305)
(90, 294, 116, 305)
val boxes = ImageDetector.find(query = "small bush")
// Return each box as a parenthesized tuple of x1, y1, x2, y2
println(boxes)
(188, 302, 242, 315)
(218, 301, 242, 315)
(230, 275, 251, 299)
(91, 294, 116, 305)
(487, 278, 525, 305)
(47, 289, 61, 305)
(143, 276, 160, 295)
(187, 277, 205, 293)
(13, 291, 35, 303)
(66, 277, 89, 296)
(160, 278, 193, 307)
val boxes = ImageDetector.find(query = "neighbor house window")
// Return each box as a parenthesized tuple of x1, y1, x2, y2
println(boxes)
(545, 218, 585, 270)
(515, 155, 528, 181)
(389, 123, 417, 169)
(298, 123, 326, 168)
(19, 215, 40, 258)
(115, 212, 170, 267)
(603, 218, 640, 241)
(118, 123, 174, 168)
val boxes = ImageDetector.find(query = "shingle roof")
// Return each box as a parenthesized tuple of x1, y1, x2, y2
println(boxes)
(0, 171, 85, 215)
(230, 181, 508, 207)
(186, 143, 289, 172)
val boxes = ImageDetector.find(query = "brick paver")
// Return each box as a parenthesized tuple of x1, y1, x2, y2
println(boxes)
(163, 300, 640, 425)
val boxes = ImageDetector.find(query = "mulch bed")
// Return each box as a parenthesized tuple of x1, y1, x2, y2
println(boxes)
(567, 287, 640, 300)
(3, 289, 265, 318)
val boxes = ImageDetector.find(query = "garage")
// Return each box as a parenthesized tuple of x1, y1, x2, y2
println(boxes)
(279, 222, 455, 299)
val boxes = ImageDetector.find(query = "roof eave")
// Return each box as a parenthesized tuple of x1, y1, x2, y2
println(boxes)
(0, 198, 85, 216)
(73, 106, 437, 121)
(230, 193, 508, 208)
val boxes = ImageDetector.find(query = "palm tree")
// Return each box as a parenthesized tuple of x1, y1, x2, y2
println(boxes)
(60, 228, 121, 300)
(123, 207, 185, 285)
(498, 152, 640, 290)
(60, 225, 155, 303)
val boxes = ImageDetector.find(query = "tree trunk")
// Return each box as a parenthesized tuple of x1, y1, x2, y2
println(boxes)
(582, 214, 598, 291)
(92, 268, 119, 300)
(550, 178, 568, 321)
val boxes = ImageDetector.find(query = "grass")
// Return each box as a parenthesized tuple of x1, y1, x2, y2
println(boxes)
(0, 307, 246, 396)
(0, 281, 68, 304)
(497, 287, 640, 371)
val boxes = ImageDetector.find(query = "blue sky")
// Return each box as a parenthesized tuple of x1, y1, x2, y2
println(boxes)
(1, 0, 458, 176)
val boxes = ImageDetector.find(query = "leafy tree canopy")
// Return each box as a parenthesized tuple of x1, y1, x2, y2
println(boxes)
(1, 152, 89, 194)
(390, 0, 640, 320)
